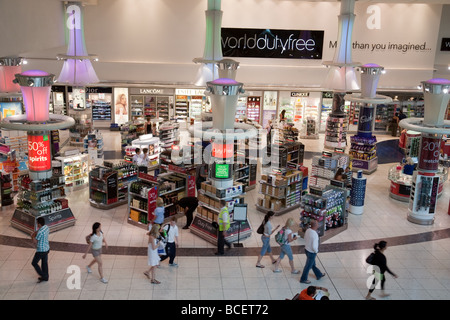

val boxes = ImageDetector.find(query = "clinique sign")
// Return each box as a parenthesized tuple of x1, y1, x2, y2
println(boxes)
(221, 28, 324, 59)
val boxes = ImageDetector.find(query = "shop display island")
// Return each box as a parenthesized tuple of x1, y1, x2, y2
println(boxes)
(89, 163, 138, 209)
(256, 169, 307, 215)
(388, 164, 447, 202)
(299, 185, 348, 241)
(12, 173, 75, 234)
(127, 170, 195, 229)
(192, 181, 251, 245)
(54, 153, 90, 191)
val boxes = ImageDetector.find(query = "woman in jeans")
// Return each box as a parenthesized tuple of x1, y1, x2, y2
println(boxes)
(273, 218, 300, 274)
(256, 211, 280, 268)
(366, 241, 398, 300)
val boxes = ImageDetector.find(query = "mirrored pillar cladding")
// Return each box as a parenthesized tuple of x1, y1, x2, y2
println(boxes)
(345, 64, 391, 174)
(399, 78, 450, 225)
(57, 1, 99, 86)
(205, 78, 245, 131)
(14, 70, 55, 123)
(322, 0, 359, 92)
(0, 57, 23, 93)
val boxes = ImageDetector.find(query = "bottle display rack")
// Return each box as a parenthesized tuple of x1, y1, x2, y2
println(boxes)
(0, 173, 14, 208)
(11, 173, 75, 234)
(127, 171, 192, 229)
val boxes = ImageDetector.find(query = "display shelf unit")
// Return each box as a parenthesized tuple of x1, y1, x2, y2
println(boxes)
(309, 154, 340, 189)
(91, 100, 112, 121)
(246, 96, 260, 122)
(349, 135, 378, 174)
(0, 173, 14, 208)
(0, 130, 28, 159)
(300, 117, 319, 139)
(320, 92, 333, 132)
(89, 163, 138, 209)
(375, 104, 394, 132)
(54, 153, 89, 191)
(191, 180, 251, 245)
(236, 96, 247, 120)
(69, 111, 92, 150)
(130, 95, 145, 120)
(265, 141, 304, 173)
(83, 130, 104, 166)
(299, 185, 347, 238)
(120, 122, 138, 148)
(256, 169, 307, 216)
(159, 122, 180, 151)
(324, 116, 347, 149)
(175, 95, 189, 122)
(157, 98, 170, 121)
(189, 96, 204, 119)
(12, 173, 75, 234)
(127, 171, 192, 229)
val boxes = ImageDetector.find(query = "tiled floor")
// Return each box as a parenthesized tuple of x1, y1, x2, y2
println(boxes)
(1, 129, 450, 300)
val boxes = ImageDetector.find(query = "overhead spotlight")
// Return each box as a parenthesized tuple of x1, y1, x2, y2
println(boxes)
(381, 70, 386, 74)
(22, 59, 28, 65)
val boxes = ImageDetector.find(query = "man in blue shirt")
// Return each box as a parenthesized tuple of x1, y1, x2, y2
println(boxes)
(31, 217, 50, 283)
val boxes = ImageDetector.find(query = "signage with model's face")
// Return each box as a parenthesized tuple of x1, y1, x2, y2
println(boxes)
(221, 28, 324, 59)
(28, 134, 51, 172)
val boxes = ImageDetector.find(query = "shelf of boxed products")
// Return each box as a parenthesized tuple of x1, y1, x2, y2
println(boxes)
(192, 180, 251, 245)
(256, 169, 307, 215)
(159, 122, 180, 151)
(130, 96, 145, 120)
(120, 122, 139, 148)
(157, 101, 170, 121)
(127, 171, 189, 229)
(309, 154, 338, 189)
(91, 100, 112, 121)
(299, 185, 347, 239)
(349, 135, 378, 174)
(12, 173, 75, 234)
(89, 163, 138, 209)
(324, 116, 347, 149)
(54, 153, 90, 191)
(83, 130, 104, 166)
(0, 131, 28, 159)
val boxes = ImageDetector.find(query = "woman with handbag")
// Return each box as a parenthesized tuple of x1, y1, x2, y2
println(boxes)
(365, 241, 398, 300)
(255, 211, 280, 268)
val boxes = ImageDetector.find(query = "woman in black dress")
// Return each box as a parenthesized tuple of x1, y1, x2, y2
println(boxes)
(366, 241, 398, 300)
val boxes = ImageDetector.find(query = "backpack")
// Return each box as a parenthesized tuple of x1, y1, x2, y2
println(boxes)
(275, 227, 288, 245)
(85, 234, 91, 245)
(365, 252, 375, 265)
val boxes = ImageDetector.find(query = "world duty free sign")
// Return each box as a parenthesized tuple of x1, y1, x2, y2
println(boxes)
(221, 28, 324, 59)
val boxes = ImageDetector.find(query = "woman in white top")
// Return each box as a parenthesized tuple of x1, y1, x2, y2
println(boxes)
(144, 224, 161, 284)
(83, 222, 108, 283)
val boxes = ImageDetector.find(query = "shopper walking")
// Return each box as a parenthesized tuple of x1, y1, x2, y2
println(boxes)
(144, 224, 161, 284)
(256, 211, 280, 268)
(365, 241, 398, 300)
(31, 217, 50, 283)
(159, 217, 179, 267)
(83, 222, 109, 284)
(300, 219, 325, 284)
(216, 199, 231, 255)
(273, 217, 299, 274)
(176, 196, 199, 229)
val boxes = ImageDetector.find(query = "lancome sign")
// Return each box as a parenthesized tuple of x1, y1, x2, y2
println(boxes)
(221, 28, 324, 59)
(129, 88, 174, 95)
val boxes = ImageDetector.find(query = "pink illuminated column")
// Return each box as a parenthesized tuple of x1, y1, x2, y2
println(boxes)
(13, 70, 55, 122)
(0, 58, 23, 93)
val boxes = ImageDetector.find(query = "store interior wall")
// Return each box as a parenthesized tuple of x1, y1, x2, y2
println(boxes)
(0, 0, 448, 91)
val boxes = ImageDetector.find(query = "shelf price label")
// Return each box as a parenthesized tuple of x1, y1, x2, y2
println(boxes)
(28, 134, 51, 172)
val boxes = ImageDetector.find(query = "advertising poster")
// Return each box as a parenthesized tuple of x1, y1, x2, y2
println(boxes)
(0, 102, 22, 120)
(114, 87, 129, 125)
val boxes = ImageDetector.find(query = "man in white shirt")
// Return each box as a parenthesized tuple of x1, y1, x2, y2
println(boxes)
(300, 219, 326, 284)
(159, 217, 179, 267)
(132, 148, 141, 165)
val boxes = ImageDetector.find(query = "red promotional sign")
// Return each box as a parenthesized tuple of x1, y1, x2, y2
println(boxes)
(187, 175, 196, 197)
(212, 143, 234, 159)
(418, 136, 441, 171)
(147, 186, 158, 222)
(28, 134, 51, 172)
